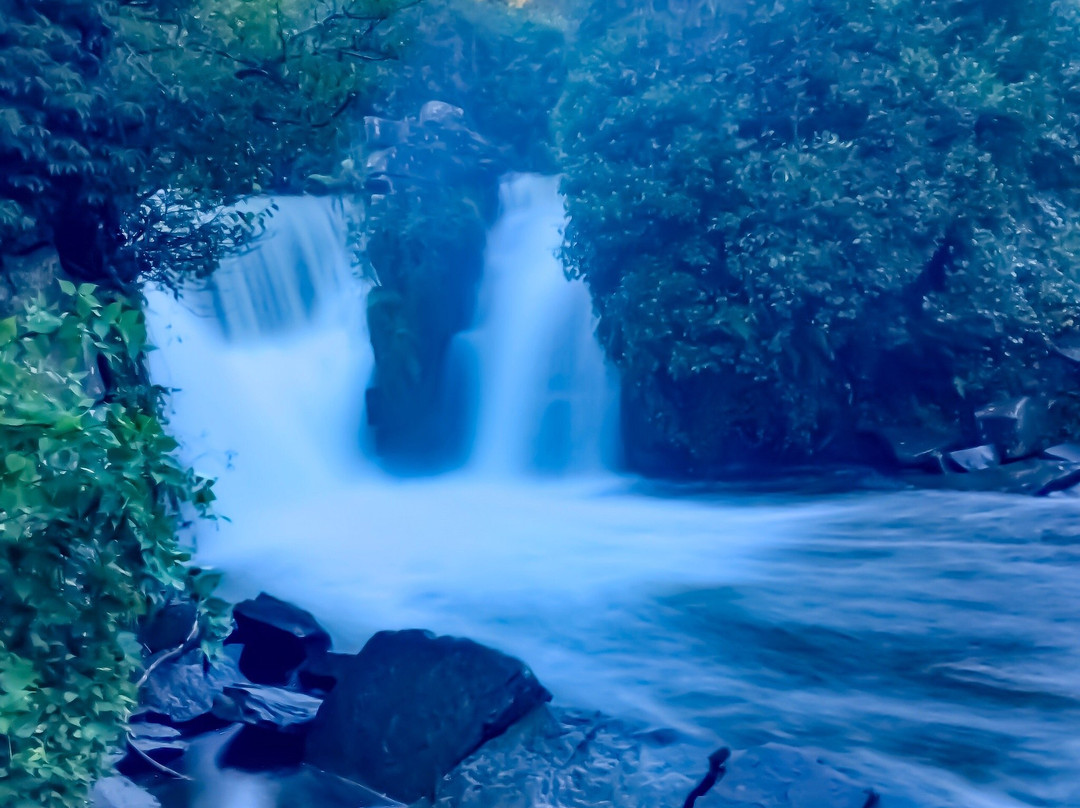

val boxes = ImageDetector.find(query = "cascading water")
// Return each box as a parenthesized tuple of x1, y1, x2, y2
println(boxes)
(146, 195, 374, 502)
(146, 176, 1080, 808)
(459, 174, 618, 475)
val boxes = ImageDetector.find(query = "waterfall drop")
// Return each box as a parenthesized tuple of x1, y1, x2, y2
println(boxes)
(461, 174, 619, 475)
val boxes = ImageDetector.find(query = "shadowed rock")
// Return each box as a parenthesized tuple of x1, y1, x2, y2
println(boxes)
(305, 629, 551, 803)
(229, 593, 332, 685)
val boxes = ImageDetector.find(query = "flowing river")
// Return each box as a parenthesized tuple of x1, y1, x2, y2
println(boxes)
(145, 176, 1080, 808)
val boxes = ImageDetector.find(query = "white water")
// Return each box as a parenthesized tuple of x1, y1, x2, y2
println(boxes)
(145, 176, 1080, 808)
(462, 175, 618, 475)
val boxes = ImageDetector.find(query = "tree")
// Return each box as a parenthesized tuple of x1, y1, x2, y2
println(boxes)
(558, 0, 1080, 472)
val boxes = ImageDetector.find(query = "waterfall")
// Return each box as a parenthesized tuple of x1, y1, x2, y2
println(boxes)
(145, 195, 374, 503)
(462, 174, 619, 475)
(147, 175, 618, 487)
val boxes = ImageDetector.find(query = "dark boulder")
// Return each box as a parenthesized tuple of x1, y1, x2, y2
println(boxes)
(212, 684, 322, 732)
(139, 601, 198, 655)
(118, 722, 186, 777)
(304, 629, 552, 803)
(975, 396, 1046, 461)
(434, 706, 705, 808)
(298, 651, 353, 695)
(859, 427, 956, 471)
(140, 647, 243, 728)
(229, 593, 332, 685)
(695, 745, 881, 808)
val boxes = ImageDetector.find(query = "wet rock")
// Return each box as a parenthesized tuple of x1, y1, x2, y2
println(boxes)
(92, 776, 161, 808)
(1042, 442, 1080, 463)
(298, 651, 353, 695)
(943, 458, 1080, 496)
(419, 100, 466, 127)
(305, 629, 552, 803)
(862, 427, 954, 471)
(975, 396, 1046, 461)
(695, 744, 879, 808)
(229, 593, 332, 685)
(434, 706, 705, 808)
(212, 684, 322, 731)
(220, 725, 309, 772)
(140, 646, 243, 727)
(140, 601, 198, 655)
(945, 444, 999, 472)
(118, 722, 187, 776)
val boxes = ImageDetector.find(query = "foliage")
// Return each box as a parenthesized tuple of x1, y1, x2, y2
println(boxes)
(0, 282, 218, 808)
(558, 0, 1080, 470)
(0, 0, 406, 291)
(0, 0, 408, 802)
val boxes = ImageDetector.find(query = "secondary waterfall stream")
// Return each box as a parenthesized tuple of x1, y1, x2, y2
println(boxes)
(145, 176, 1080, 808)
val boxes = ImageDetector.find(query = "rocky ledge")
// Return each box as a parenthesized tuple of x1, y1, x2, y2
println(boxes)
(97, 593, 884, 808)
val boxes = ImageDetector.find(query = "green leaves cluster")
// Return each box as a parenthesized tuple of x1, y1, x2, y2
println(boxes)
(0, 282, 216, 808)
(559, 0, 1080, 469)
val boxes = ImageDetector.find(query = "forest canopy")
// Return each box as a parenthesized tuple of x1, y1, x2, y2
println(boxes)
(558, 0, 1080, 472)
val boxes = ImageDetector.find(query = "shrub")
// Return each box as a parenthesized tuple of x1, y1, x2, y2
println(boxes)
(558, 0, 1080, 471)
(0, 281, 216, 808)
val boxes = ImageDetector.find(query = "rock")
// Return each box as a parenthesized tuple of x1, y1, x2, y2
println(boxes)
(229, 593, 331, 685)
(975, 396, 1046, 461)
(118, 722, 187, 776)
(212, 684, 322, 731)
(219, 725, 309, 772)
(945, 457, 1080, 496)
(419, 100, 466, 127)
(945, 444, 999, 472)
(92, 776, 161, 808)
(304, 629, 552, 803)
(695, 745, 879, 808)
(140, 601, 198, 654)
(140, 646, 243, 727)
(861, 427, 954, 471)
(434, 706, 707, 808)
(1043, 442, 1080, 463)
(298, 651, 353, 695)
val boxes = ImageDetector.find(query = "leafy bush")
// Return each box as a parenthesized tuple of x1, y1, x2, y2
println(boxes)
(558, 0, 1080, 471)
(0, 282, 216, 808)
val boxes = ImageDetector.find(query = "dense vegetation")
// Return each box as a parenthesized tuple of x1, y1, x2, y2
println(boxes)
(0, 0, 402, 802)
(558, 0, 1080, 472)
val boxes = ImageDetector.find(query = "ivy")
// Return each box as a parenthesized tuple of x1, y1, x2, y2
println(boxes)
(0, 283, 215, 808)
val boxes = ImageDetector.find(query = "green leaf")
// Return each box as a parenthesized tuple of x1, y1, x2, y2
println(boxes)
(0, 316, 16, 346)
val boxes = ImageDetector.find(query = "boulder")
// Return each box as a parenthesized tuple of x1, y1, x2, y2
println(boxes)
(229, 593, 332, 685)
(140, 646, 243, 728)
(304, 629, 552, 803)
(695, 745, 880, 808)
(975, 396, 1046, 461)
(298, 651, 353, 695)
(433, 706, 706, 808)
(944, 457, 1080, 496)
(139, 601, 198, 654)
(118, 722, 186, 776)
(212, 684, 322, 731)
(1043, 442, 1080, 463)
(945, 444, 999, 472)
(92, 776, 161, 808)
(860, 427, 954, 471)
